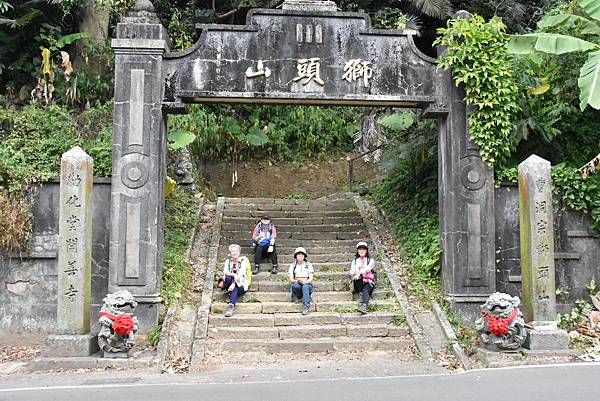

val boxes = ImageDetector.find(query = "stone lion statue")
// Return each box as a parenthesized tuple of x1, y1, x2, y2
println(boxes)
(98, 290, 139, 353)
(476, 292, 527, 350)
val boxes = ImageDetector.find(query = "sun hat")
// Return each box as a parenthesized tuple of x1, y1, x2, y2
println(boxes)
(356, 241, 369, 249)
(293, 246, 308, 258)
(261, 214, 271, 220)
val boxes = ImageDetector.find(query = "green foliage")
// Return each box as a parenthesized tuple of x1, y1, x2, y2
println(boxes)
(173, 105, 358, 164)
(0, 0, 87, 100)
(435, 15, 522, 167)
(508, 1, 600, 111)
(558, 298, 593, 330)
(168, 130, 196, 150)
(377, 112, 415, 132)
(371, 118, 441, 290)
(147, 324, 162, 347)
(162, 187, 199, 306)
(0, 103, 113, 192)
(496, 163, 600, 231)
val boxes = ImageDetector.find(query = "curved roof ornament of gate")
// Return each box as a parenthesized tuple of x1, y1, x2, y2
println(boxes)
(161, 3, 448, 111)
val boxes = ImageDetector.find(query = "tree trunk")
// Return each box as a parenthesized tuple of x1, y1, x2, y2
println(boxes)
(78, 0, 109, 45)
(578, 151, 600, 178)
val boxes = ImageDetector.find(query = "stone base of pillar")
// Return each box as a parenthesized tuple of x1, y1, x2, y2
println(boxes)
(476, 347, 524, 368)
(44, 333, 99, 357)
(445, 294, 491, 326)
(132, 298, 162, 332)
(103, 351, 130, 359)
(524, 322, 570, 350)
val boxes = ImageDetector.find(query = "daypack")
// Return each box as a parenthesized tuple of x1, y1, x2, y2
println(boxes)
(225, 256, 251, 288)
(252, 222, 274, 246)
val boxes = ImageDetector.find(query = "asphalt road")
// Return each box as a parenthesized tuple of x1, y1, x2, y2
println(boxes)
(1, 363, 599, 401)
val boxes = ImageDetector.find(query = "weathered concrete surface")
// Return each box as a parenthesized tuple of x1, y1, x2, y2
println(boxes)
(109, 0, 170, 330)
(44, 334, 99, 357)
(163, 5, 440, 107)
(518, 155, 557, 323)
(56, 147, 94, 336)
(495, 184, 600, 314)
(0, 179, 111, 337)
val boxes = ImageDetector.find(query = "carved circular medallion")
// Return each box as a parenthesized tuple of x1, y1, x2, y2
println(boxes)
(121, 162, 149, 189)
(461, 163, 486, 191)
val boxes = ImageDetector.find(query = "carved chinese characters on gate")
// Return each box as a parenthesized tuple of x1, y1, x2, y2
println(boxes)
(244, 57, 375, 89)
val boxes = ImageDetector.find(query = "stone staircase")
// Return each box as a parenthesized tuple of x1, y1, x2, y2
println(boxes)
(201, 197, 415, 356)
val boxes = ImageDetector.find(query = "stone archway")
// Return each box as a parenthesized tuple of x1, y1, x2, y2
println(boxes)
(110, 0, 495, 327)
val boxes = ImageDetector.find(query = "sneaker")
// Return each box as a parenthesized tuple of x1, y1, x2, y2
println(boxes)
(271, 265, 278, 274)
(252, 266, 259, 275)
(225, 303, 235, 317)
(302, 306, 310, 315)
(358, 303, 367, 315)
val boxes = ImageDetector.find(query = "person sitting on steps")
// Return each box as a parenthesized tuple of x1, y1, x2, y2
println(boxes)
(251, 214, 278, 274)
(289, 246, 314, 315)
(350, 241, 376, 315)
(219, 243, 251, 317)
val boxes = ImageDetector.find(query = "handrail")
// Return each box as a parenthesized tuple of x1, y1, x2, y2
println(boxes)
(346, 143, 386, 191)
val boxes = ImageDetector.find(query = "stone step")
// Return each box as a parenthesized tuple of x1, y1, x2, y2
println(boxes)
(209, 312, 403, 327)
(222, 216, 364, 225)
(210, 300, 397, 314)
(241, 271, 389, 282)
(221, 231, 368, 241)
(221, 223, 365, 232)
(222, 210, 359, 218)
(217, 253, 354, 263)
(223, 203, 356, 213)
(217, 261, 352, 271)
(221, 239, 362, 248)
(223, 198, 355, 209)
(214, 291, 355, 303)
(204, 337, 414, 354)
(218, 246, 358, 256)
(208, 324, 405, 340)
(245, 281, 393, 292)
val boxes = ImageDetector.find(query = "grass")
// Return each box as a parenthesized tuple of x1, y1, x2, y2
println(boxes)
(161, 187, 201, 306)
(147, 325, 162, 347)
(334, 305, 358, 313)
(391, 314, 407, 326)
(212, 307, 223, 314)
(367, 303, 397, 312)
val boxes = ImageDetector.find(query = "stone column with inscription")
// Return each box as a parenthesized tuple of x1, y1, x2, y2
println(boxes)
(109, 0, 170, 329)
(518, 154, 569, 350)
(45, 146, 99, 357)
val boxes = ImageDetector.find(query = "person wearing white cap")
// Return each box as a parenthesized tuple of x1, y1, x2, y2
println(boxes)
(289, 246, 314, 315)
(350, 241, 376, 315)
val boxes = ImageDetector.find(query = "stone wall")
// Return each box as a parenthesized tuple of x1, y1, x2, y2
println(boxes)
(496, 183, 600, 314)
(0, 179, 111, 339)
(2, 178, 599, 337)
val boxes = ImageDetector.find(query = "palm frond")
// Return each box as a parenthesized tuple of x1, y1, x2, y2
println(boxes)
(412, 0, 453, 20)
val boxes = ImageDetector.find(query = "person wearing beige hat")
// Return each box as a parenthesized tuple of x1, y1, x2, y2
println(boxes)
(289, 246, 314, 315)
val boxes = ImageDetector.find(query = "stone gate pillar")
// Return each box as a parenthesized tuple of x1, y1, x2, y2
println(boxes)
(110, 0, 169, 328)
(437, 23, 496, 320)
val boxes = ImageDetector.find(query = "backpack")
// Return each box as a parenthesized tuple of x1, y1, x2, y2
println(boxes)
(226, 256, 251, 288)
(252, 222, 274, 246)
